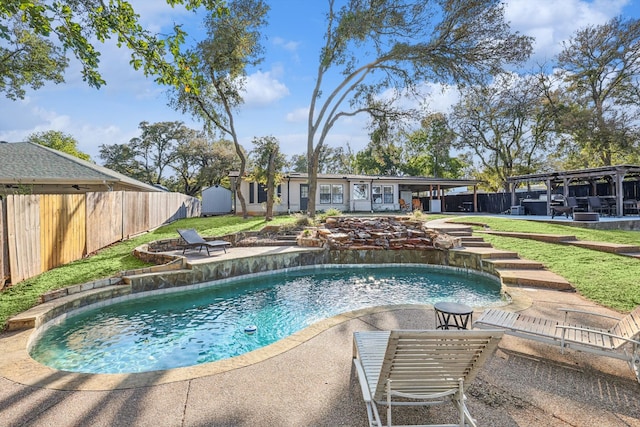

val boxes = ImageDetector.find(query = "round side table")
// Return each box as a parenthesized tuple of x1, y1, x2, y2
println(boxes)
(434, 302, 474, 330)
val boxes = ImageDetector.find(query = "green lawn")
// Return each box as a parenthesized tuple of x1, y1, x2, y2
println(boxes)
(450, 215, 640, 312)
(1, 213, 639, 329)
(0, 214, 299, 328)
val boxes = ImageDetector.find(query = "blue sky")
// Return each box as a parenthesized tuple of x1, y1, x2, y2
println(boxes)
(1, 0, 639, 164)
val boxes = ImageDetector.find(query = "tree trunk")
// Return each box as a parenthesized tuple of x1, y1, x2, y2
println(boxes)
(265, 149, 276, 221)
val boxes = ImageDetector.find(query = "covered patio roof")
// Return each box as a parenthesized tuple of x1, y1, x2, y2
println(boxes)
(507, 165, 640, 217)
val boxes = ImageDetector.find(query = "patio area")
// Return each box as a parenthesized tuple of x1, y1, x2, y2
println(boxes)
(1, 216, 639, 426)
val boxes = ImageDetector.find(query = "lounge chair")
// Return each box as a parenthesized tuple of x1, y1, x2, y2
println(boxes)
(352, 329, 504, 427)
(587, 196, 611, 216)
(474, 307, 640, 383)
(176, 228, 231, 255)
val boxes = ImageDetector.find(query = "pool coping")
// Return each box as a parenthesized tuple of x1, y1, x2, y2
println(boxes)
(0, 286, 532, 391)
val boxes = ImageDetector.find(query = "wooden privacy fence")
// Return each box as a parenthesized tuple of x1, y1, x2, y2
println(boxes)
(0, 191, 201, 287)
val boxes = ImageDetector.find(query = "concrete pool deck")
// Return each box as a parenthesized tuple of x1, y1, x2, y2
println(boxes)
(2, 232, 640, 425)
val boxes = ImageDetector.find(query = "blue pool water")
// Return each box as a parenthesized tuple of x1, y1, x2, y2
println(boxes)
(30, 265, 504, 374)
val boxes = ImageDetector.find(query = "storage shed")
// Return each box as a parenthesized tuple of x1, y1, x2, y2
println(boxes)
(201, 185, 232, 216)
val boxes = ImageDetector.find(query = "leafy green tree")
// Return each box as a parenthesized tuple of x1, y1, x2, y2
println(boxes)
(170, 0, 268, 218)
(303, 0, 532, 215)
(171, 137, 240, 195)
(401, 114, 464, 178)
(98, 142, 147, 181)
(449, 73, 554, 191)
(353, 115, 402, 176)
(0, 0, 228, 97)
(249, 136, 286, 220)
(129, 121, 196, 185)
(26, 130, 91, 161)
(289, 145, 354, 174)
(0, 17, 67, 100)
(544, 16, 640, 167)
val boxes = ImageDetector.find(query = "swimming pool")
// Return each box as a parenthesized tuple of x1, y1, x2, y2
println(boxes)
(29, 265, 505, 374)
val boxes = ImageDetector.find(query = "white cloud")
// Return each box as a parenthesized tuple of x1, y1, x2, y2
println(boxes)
(242, 70, 290, 107)
(505, 0, 629, 63)
(286, 107, 308, 123)
(273, 37, 301, 53)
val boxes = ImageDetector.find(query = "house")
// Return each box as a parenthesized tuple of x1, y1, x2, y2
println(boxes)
(0, 141, 161, 195)
(229, 172, 479, 215)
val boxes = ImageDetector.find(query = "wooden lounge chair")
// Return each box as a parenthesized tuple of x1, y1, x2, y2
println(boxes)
(352, 329, 504, 427)
(474, 307, 640, 383)
(176, 228, 231, 255)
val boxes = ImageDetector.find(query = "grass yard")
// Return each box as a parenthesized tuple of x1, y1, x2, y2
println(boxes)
(0, 214, 299, 328)
(451, 216, 640, 312)
(1, 213, 639, 328)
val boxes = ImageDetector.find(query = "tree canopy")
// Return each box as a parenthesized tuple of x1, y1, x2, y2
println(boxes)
(26, 130, 92, 161)
(303, 0, 533, 214)
(0, 0, 228, 99)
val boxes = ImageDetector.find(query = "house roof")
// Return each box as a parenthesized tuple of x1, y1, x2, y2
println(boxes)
(0, 141, 160, 192)
(229, 171, 479, 189)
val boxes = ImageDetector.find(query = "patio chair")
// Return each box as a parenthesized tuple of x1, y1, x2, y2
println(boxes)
(474, 306, 640, 383)
(587, 196, 610, 216)
(176, 228, 231, 255)
(352, 329, 504, 427)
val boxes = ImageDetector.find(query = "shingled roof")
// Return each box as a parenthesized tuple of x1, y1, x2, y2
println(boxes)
(0, 142, 160, 192)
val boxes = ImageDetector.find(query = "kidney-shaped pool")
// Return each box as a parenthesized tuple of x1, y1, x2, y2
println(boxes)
(29, 265, 505, 374)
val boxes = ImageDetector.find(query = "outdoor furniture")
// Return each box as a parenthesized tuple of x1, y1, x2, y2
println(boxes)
(434, 302, 474, 330)
(551, 205, 573, 219)
(624, 199, 640, 215)
(352, 329, 504, 427)
(587, 196, 611, 216)
(573, 212, 599, 221)
(474, 307, 640, 383)
(177, 228, 231, 255)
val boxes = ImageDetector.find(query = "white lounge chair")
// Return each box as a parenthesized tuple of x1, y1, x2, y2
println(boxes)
(177, 228, 231, 255)
(474, 307, 640, 383)
(352, 329, 504, 427)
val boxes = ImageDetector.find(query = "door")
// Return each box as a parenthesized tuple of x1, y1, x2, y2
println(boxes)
(300, 184, 309, 212)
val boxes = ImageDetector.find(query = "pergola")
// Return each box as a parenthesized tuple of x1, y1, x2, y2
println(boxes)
(507, 165, 640, 217)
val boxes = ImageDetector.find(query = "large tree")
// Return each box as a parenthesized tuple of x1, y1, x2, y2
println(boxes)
(129, 121, 196, 185)
(249, 136, 286, 220)
(289, 145, 354, 174)
(170, 0, 268, 218)
(304, 0, 532, 215)
(401, 113, 463, 178)
(26, 130, 91, 161)
(0, 1, 228, 99)
(171, 137, 240, 195)
(546, 16, 640, 167)
(449, 73, 554, 191)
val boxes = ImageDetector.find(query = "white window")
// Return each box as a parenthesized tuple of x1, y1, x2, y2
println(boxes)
(331, 184, 343, 204)
(353, 183, 369, 200)
(319, 184, 331, 204)
(373, 185, 394, 204)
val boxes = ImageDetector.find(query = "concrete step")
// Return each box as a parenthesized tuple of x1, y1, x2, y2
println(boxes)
(452, 247, 519, 259)
(484, 258, 545, 270)
(446, 230, 473, 237)
(495, 268, 573, 290)
(461, 241, 493, 248)
(477, 231, 578, 243)
(566, 240, 640, 254)
(620, 252, 640, 259)
(459, 236, 486, 242)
